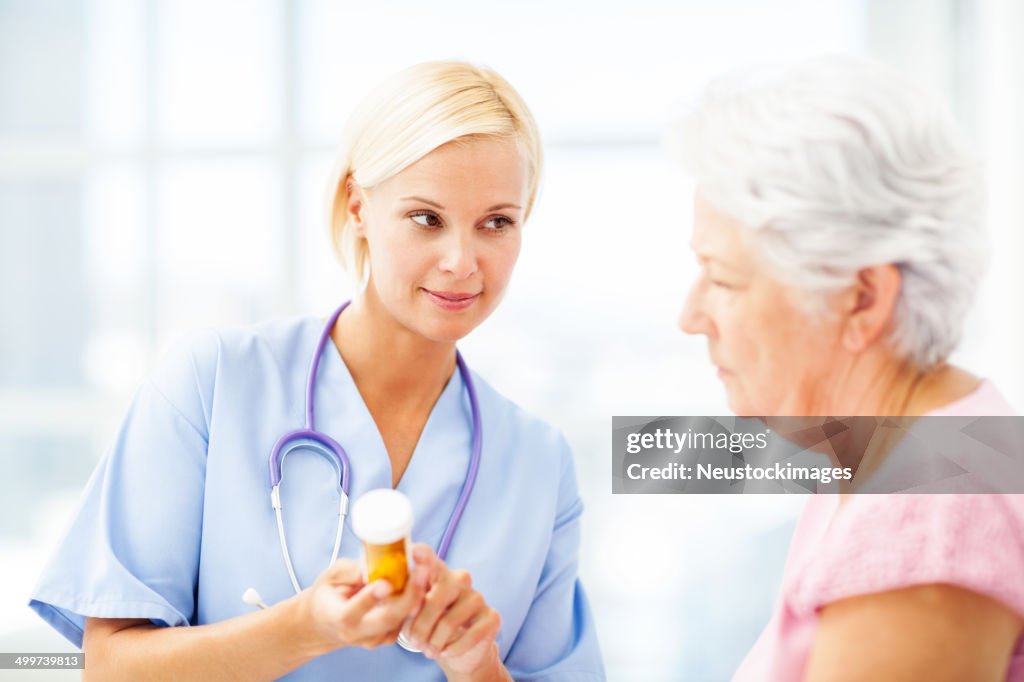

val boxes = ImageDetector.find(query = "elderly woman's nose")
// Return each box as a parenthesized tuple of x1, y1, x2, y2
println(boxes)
(679, 284, 712, 336)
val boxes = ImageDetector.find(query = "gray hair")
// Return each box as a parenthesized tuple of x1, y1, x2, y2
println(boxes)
(670, 55, 986, 368)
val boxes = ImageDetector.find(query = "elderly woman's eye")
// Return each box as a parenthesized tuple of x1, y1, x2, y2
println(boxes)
(700, 269, 731, 290)
(410, 211, 443, 228)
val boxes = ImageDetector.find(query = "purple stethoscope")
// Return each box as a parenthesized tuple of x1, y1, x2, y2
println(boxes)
(244, 301, 482, 651)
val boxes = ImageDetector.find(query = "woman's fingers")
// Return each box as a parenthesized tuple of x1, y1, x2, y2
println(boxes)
(358, 564, 430, 634)
(337, 579, 393, 627)
(324, 558, 365, 586)
(411, 543, 444, 583)
(368, 625, 404, 649)
(323, 550, 498, 659)
(306, 556, 439, 650)
(438, 609, 501, 659)
(426, 590, 485, 652)
(406, 545, 441, 625)
(408, 569, 470, 646)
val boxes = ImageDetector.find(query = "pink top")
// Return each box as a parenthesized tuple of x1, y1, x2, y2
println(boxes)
(734, 380, 1024, 681)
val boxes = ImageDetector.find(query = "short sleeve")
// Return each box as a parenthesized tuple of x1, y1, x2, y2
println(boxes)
(791, 493, 1024, 620)
(28, 332, 217, 648)
(504, 434, 606, 682)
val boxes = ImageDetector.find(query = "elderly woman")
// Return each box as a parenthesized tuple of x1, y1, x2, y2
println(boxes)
(672, 57, 1024, 680)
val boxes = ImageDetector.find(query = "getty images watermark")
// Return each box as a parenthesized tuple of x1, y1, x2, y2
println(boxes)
(612, 416, 1024, 494)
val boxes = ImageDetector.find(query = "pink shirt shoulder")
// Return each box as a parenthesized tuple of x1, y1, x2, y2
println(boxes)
(733, 380, 1024, 681)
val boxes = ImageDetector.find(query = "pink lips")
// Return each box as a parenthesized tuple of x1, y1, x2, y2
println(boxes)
(422, 288, 481, 311)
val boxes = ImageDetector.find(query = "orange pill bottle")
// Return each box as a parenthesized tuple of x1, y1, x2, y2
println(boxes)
(350, 489, 413, 593)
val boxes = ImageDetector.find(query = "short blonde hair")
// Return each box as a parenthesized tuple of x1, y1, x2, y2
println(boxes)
(327, 60, 543, 280)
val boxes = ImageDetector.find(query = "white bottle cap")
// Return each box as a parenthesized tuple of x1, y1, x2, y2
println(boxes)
(351, 488, 413, 545)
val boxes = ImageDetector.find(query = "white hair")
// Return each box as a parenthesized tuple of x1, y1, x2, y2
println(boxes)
(670, 55, 986, 367)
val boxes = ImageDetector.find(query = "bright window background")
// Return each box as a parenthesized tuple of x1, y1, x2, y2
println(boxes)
(2, 1, 1022, 680)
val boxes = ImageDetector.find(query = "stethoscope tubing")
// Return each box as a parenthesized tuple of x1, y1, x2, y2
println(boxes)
(260, 301, 483, 651)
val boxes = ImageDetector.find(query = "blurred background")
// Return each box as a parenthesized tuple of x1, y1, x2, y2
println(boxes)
(2, 0, 1022, 679)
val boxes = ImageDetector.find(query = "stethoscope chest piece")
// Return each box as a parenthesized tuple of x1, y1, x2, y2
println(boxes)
(397, 632, 421, 653)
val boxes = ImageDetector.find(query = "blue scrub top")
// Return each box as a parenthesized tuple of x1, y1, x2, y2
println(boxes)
(29, 315, 605, 681)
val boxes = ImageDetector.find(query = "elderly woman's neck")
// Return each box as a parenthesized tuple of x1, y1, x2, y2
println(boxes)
(821, 351, 981, 417)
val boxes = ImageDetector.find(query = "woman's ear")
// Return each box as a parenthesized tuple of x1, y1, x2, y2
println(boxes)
(841, 264, 902, 354)
(346, 178, 367, 237)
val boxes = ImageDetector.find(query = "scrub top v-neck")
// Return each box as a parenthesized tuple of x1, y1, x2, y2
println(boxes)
(29, 315, 606, 681)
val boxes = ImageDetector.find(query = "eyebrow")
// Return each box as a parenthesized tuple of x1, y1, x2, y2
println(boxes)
(400, 196, 522, 212)
(692, 246, 744, 272)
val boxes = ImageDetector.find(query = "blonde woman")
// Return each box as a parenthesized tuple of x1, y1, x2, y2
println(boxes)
(29, 61, 605, 681)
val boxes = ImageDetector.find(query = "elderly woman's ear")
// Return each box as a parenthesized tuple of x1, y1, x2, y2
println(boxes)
(840, 264, 901, 354)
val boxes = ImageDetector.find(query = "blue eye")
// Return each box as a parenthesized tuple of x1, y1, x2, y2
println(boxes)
(410, 211, 443, 228)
